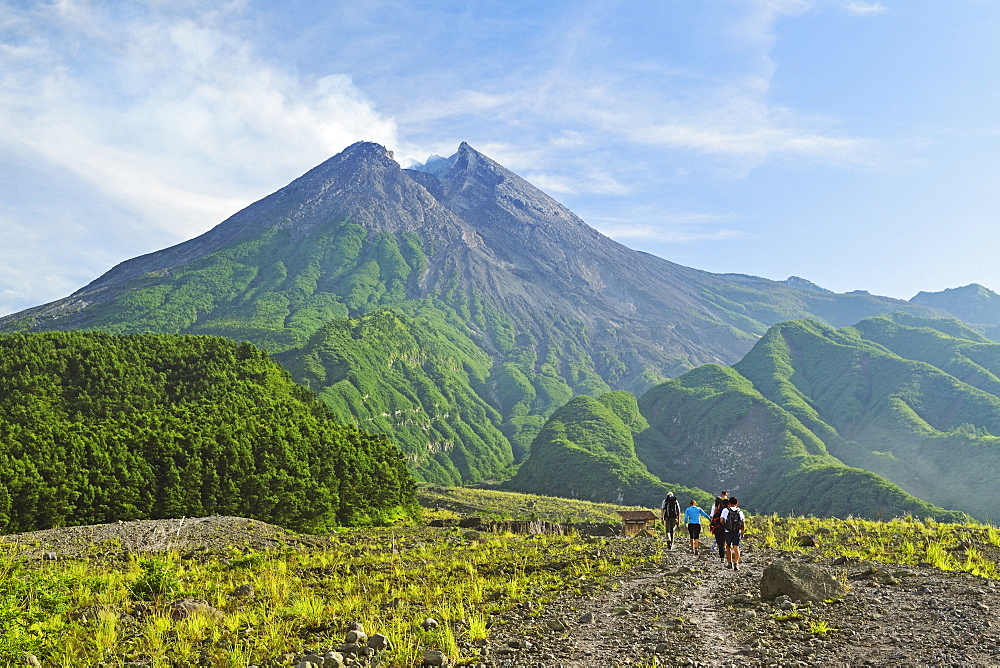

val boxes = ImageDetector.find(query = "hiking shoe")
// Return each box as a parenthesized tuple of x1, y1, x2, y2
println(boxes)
(734, 563, 740, 570)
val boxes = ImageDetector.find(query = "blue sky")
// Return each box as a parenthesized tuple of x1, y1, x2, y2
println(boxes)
(2, 0, 1000, 316)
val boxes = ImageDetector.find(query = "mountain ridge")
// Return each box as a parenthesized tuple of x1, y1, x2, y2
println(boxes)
(0, 141, 987, 489)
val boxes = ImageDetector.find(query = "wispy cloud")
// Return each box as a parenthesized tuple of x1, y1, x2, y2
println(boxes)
(590, 207, 745, 245)
(597, 221, 747, 244)
(0, 1, 397, 241)
(842, 2, 888, 15)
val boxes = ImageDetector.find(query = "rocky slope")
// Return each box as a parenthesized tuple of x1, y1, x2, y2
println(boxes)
(481, 540, 999, 667)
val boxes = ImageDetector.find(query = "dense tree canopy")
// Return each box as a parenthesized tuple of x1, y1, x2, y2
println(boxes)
(0, 331, 416, 533)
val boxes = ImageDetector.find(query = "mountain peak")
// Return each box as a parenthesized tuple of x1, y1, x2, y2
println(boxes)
(342, 140, 395, 161)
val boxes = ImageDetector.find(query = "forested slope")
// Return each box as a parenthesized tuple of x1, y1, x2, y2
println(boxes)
(0, 332, 416, 533)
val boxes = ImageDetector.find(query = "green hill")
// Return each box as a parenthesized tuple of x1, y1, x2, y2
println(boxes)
(504, 391, 710, 508)
(0, 331, 416, 532)
(728, 313, 1000, 519)
(633, 362, 960, 520)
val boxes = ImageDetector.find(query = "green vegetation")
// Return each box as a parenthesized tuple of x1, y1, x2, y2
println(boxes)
(732, 314, 1000, 519)
(0, 528, 656, 665)
(0, 331, 416, 532)
(21, 216, 617, 484)
(753, 513, 1000, 579)
(276, 307, 514, 486)
(0, 487, 997, 665)
(634, 330, 971, 521)
(504, 392, 710, 507)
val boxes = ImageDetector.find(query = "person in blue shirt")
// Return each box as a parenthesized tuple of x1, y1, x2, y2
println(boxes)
(683, 499, 711, 555)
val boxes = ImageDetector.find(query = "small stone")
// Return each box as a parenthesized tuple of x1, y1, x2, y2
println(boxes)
(321, 653, 344, 667)
(545, 617, 570, 631)
(230, 584, 254, 598)
(344, 629, 368, 644)
(165, 598, 223, 621)
(578, 611, 596, 624)
(42, 552, 58, 561)
(421, 617, 439, 630)
(367, 633, 391, 651)
(336, 643, 361, 655)
(422, 649, 448, 666)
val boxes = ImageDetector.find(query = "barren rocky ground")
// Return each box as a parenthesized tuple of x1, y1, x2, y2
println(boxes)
(4, 517, 999, 667)
(0, 516, 332, 560)
(480, 538, 1000, 667)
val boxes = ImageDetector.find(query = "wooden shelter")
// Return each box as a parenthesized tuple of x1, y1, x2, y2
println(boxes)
(616, 509, 659, 537)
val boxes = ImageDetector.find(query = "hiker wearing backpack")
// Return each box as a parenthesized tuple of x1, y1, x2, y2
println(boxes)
(683, 499, 711, 555)
(720, 496, 746, 570)
(709, 497, 729, 563)
(660, 492, 681, 550)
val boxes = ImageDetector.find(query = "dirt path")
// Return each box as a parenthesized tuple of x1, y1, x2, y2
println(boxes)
(486, 543, 760, 666)
(483, 538, 1000, 667)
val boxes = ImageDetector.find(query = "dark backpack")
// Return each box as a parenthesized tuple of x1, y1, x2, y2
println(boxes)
(664, 497, 680, 519)
(709, 506, 724, 534)
(724, 508, 744, 534)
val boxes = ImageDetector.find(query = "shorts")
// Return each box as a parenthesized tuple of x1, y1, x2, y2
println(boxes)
(687, 523, 701, 539)
(725, 531, 741, 546)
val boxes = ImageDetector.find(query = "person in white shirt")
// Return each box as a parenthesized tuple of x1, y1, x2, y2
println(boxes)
(720, 496, 745, 570)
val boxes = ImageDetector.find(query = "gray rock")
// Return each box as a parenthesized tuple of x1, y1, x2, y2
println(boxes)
(761, 561, 845, 602)
(421, 617, 439, 630)
(336, 643, 361, 655)
(230, 584, 254, 598)
(165, 598, 223, 621)
(367, 633, 391, 651)
(578, 611, 596, 624)
(344, 629, 368, 644)
(321, 652, 344, 667)
(422, 649, 448, 666)
(545, 617, 570, 631)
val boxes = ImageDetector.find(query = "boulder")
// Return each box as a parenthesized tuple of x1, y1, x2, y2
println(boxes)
(760, 561, 845, 602)
(422, 649, 448, 666)
(797, 534, 819, 547)
(164, 598, 223, 621)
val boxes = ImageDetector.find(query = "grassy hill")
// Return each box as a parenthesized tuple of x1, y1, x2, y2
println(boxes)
(731, 314, 1000, 519)
(502, 391, 709, 507)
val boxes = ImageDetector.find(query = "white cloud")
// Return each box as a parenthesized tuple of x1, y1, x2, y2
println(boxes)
(597, 222, 747, 244)
(0, 1, 398, 241)
(842, 2, 888, 15)
(634, 122, 867, 163)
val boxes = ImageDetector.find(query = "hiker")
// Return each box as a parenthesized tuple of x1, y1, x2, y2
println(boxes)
(720, 496, 746, 570)
(709, 497, 729, 563)
(683, 499, 711, 555)
(661, 492, 681, 550)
